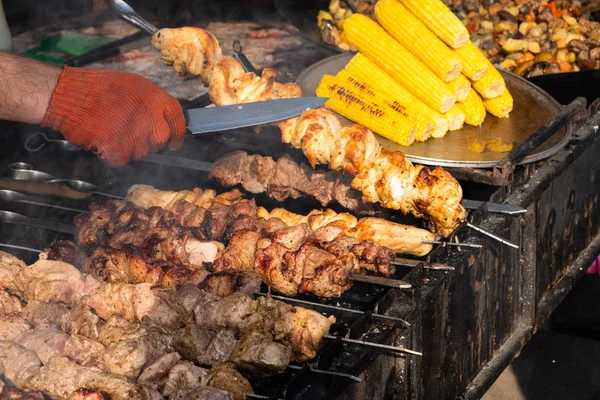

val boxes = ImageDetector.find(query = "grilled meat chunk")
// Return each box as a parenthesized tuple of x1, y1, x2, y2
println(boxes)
(229, 331, 291, 376)
(205, 363, 253, 400)
(0, 290, 23, 318)
(0, 318, 32, 342)
(0, 341, 41, 389)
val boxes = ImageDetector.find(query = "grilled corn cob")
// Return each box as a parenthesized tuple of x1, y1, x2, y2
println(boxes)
(472, 67, 506, 99)
(374, 0, 462, 82)
(396, 0, 470, 49)
(458, 89, 486, 126)
(317, 75, 417, 146)
(454, 42, 490, 81)
(483, 89, 513, 118)
(343, 14, 456, 113)
(345, 53, 449, 138)
(447, 73, 471, 101)
(335, 70, 434, 141)
(444, 104, 465, 131)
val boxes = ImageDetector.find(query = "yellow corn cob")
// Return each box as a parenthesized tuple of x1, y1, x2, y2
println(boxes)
(343, 14, 456, 113)
(483, 89, 513, 118)
(458, 89, 486, 126)
(374, 0, 462, 82)
(454, 42, 490, 81)
(335, 70, 434, 141)
(472, 67, 506, 99)
(345, 53, 449, 138)
(444, 104, 465, 131)
(447, 73, 471, 101)
(317, 75, 417, 146)
(396, 0, 470, 49)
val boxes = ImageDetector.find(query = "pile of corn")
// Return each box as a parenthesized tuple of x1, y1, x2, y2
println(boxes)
(316, 0, 514, 148)
(452, 0, 600, 76)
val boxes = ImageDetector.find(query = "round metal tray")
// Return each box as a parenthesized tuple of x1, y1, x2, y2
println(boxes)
(297, 53, 571, 168)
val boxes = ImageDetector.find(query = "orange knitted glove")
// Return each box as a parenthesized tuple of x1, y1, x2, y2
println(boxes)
(41, 66, 187, 167)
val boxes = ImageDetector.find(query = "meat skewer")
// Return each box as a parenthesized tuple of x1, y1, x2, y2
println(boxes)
(151, 27, 467, 237)
(71, 198, 396, 297)
(127, 181, 436, 257)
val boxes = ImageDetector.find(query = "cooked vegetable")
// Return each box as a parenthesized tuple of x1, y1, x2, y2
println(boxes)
(483, 89, 513, 118)
(396, 0, 470, 49)
(343, 14, 456, 113)
(458, 89, 486, 126)
(454, 41, 490, 81)
(374, 0, 462, 82)
(345, 53, 449, 138)
(444, 104, 465, 131)
(447, 73, 471, 101)
(472, 67, 506, 99)
(317, 75, 417, 146)
(334, 70, 434, 141)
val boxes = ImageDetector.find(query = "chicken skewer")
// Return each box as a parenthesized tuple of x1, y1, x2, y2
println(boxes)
(150, 27, 467, 237)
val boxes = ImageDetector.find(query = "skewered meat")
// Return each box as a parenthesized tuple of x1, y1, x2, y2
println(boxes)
(198, 273, 262, 299)
(194, 292, 335, 361)
(127, 181, 436, 256)
(68, 388, 106, 400)
(205, 363, 253, 400)
(70, 197, 393, 298)
(0, 342, 42, 389)
(0, 318, 32, 341)
(0, 290, 23, 318)
(160, 361, 209, 398)
(0, 385, 45, 400)
(151, 27, 222, 85)
(229, 331, 292, 376)
(209, 151, 369, 212)
(83, 247, 209, 288)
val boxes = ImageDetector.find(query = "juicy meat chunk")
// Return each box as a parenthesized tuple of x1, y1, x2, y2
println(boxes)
(22, 300, 70, 331)
(206, 363, 253, 400)
(0, 386, 45, 400)
(229, 331, 291, 376)
(161, 361, 208, 398)
(43, 240, 87, 268)
(200, 202, 233, 241)
(0, 341, 41, 388)
(137, 352, 181, 384)
(0, 317, 32, 341)
(68, 388, 106, 400)
(212, 231, 259, 275)
(169, 386, 233, 400)
(0, 290, 23, 318)
(0, 251, 26, 292)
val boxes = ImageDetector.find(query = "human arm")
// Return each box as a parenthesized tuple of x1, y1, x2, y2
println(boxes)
(0, 52, 187, 167)
(0, 51, 61, 123)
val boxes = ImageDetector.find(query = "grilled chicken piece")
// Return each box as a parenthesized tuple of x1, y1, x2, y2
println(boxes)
(0, 290, 23, 318)
(0, 251, 27, 292)
(36, 356, 154, 400)
(0, 317, 32, 341)
(0, 385, 45, 400)
(0, 341, 42, 389)
(151, 27, 222, 84)
(14, 327, 105, 367)
(68, 388, 107, 400)
(206, 363, 253, 400)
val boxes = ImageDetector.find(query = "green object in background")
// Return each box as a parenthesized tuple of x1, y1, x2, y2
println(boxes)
(21, 32, 114, 65)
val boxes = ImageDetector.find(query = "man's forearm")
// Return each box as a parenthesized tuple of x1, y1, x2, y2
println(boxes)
(0, 52, 61, 124)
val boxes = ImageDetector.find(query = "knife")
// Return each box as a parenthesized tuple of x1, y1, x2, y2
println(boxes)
(185, 97, 327, 134)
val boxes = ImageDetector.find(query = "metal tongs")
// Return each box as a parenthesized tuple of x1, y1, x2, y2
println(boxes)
(108, 0, 158, 34)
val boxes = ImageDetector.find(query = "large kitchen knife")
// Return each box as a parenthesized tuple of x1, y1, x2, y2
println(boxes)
(185, 97, 327, 134)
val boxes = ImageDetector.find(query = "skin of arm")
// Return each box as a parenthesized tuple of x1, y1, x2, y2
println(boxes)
(0, 51, 61, 124)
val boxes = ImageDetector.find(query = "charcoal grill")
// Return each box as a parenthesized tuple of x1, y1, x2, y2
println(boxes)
(1, 8, 600, 397)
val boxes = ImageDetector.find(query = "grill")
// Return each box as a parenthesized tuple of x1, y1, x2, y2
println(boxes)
(1, 4, 600, 398)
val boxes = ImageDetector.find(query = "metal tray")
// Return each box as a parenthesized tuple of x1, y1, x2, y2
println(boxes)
(297, 53, 571, 168)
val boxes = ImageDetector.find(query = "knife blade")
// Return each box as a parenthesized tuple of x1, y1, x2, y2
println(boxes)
(185, 97, 327, 134)
(461, 199, 526, 215)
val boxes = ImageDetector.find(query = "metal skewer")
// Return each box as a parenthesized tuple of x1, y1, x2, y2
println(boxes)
(349, 273, 411, 289)
(287, 364, 361, 383)
(390, 258, 454, 271)
(0, 189, 88, 214)
(324, 334, 421, 356)
(421, 239, 482, 249)
(254, 292, 411, 327)
(8, 163, 124, 200)
(108, 0, 158, 34)
(0, 243, 42, 253)
(466, 222, 519, 249)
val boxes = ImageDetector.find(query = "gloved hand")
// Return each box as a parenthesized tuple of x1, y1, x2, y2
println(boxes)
(41, 66, 186, 167)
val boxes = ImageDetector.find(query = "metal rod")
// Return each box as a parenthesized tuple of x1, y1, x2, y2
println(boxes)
(324, 335, 422, 356)
(287, 365, 361, 383)
(0, 243, 42, 253)
(466, 222, 519, 249)
(422, 240, 483, 249)
(390, 258, 454, 271)
(254, 292, 411, 327)
(349, 273, 411, 289)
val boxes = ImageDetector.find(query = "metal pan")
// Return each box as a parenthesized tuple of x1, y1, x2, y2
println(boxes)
(297, 53, 571, 168)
